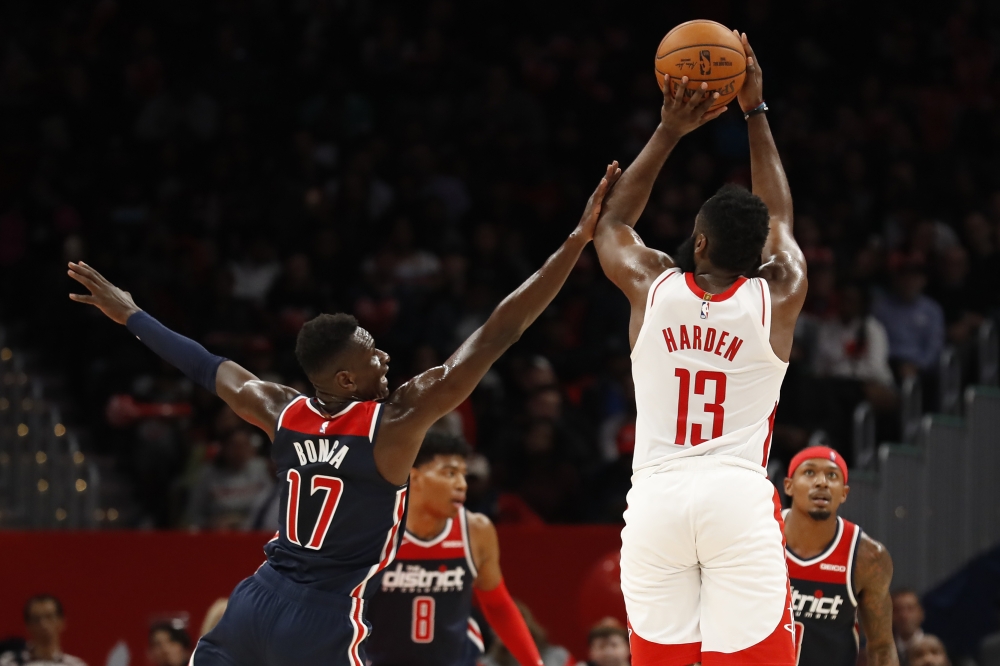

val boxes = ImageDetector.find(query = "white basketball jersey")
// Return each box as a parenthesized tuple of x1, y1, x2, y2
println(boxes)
(631, 268, 788, 471)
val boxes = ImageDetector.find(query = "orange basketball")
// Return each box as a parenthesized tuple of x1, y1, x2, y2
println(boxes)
(655, 20, 746, 111)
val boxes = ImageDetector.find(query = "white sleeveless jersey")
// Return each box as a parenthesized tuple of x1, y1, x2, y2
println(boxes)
(631, 268, 788, 471)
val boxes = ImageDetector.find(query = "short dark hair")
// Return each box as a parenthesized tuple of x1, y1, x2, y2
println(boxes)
(24, 594, 63, 622)
(413, 432, 472, 468)
(891, 587, 921, 601)
(149, 621, 191, 650)
(294, 313, 359, 377)
(588, 624, 629, 645)
(697, 184, 771, 274)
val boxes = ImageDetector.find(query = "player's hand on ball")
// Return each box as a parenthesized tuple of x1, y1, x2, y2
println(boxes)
(659, 76, 726, 138)
(68, 262, 141, 325)
(575, 161, 622, 242)
(734, 31, 763, 112)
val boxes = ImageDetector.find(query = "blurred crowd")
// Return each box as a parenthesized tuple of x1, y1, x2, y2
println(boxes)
(0, 0, 998, 527)
(7, 588, 985, 666)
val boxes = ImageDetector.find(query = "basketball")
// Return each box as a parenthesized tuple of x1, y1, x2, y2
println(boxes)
(655, 20, 747, 110)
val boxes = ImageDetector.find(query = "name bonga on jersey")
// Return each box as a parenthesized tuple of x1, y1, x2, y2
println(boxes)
(380, 563, 466, 593)
(290, 438, 350, 468)
(791, 585, 845, 620)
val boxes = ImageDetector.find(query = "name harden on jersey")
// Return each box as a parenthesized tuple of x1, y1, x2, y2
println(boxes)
(791, 585, 846, 620)
(660, 325, 745, 362)
(290, 438, 350, 468)
(380, 563, 467, 593)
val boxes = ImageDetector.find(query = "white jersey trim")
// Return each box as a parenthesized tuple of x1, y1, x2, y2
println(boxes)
(306, 398, 358, 419)
(630, 267, 681, 360)
(752, 277, 788, 368)
(845, 525, 862, 607)
(276, 395, 307, 430)
(403, 518, 453, 548)
(784, 516, 845, 567)
(368, 403, 382, 442)
(458, 507, 479, 579)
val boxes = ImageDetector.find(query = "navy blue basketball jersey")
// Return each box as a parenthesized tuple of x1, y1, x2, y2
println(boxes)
(785, 512, 862, 666)
(262, 396, 408, 637)
(365, 507, 484, 666)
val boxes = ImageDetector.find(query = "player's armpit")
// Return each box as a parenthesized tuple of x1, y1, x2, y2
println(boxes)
(854, 535, 899, 666)
(593, 222, 675, 308)
(215, 361, 300, 440)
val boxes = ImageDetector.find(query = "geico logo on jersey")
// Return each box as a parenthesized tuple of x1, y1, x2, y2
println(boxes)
(380, 563, 466, 593)
(791, 586, 845, 620)
(820, 563, 847, 572)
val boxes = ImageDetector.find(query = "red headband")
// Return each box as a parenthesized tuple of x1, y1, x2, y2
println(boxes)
(787, 446, 848, 484)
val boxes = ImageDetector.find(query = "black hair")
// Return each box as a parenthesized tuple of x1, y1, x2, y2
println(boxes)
(697, 183, 771, 274)
(148, 621, 192, 650)
(588, 624, 629, 645)
(891, 587, 921, 600)
(294, 313, 359, 377)
(413, 432, 472, 468)
(23, 594, 63, 622)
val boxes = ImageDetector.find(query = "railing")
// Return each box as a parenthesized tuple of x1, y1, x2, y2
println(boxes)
(901, 375, 923, 445)
(979, 320, 998, 386)
(853, 401, 877, 470)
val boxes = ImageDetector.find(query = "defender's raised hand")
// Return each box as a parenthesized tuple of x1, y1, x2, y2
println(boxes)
(576, 161, 622, 241)
(734, 31, 763, 112)
(659, 75, 727, 138)
(68, 261, 141, 324)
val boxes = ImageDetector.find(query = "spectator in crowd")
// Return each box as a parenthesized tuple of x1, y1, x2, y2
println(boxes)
(873, 259, 946, 380)
(186, 428, 273, 529)
(577, 620, 630, 666)
(893, 589, 926, 666)
(810, 282, 898, 456)
(199, 600, 229, 639)
(0, 595, 86, 666)
(908, 635, 951, 666)
(147, 622, 191, 666)
(483, 601, 575, 666)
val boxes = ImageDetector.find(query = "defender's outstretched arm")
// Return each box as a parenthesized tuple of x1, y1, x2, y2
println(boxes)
(68, 262, 297, 437)
(376, 165, 621, 485)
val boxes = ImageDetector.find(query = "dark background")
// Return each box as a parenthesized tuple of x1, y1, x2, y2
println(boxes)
(1, 0, 998, 528)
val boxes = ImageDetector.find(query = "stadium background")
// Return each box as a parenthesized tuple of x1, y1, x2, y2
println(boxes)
(1, 0, 999, 664)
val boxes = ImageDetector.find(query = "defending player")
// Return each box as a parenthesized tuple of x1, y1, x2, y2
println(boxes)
(365, 433, 541, 666)
(67, 164, 621, 666)
(783, 447, 897, 666)
(592, 34, 805, 665)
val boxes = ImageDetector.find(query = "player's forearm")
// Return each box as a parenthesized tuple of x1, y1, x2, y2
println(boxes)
(596, 125, 680, 232)
(126, 311, 227, 394)
(748, 114, 793, 229)
(866, 640, 899, 666)
(479, 231, 588, 344)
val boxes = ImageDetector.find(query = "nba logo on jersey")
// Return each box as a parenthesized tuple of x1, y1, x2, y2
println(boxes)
(320, 421, 329, 434)
(700, 301, 710, 319)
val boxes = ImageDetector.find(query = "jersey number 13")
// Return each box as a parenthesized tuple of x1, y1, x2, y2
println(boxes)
(674, 369, 727, 445)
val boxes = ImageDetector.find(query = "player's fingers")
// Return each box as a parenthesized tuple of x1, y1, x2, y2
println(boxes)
(742, 33, 757, 60)
(78, 261, 111, 284)
(687, 82, 708, 108)
(695, 91, 718, 116)
(69, 293, 97, 304)
(67, 268, 100, 293)
(672, 76, 689, 105)
(700, 105, 728, 124)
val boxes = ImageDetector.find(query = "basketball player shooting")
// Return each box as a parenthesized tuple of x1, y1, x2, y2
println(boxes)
(783, 447, 897, 666)
(365, 433, 542, 666)
(66, 164, 620, 666)
(592, 33, 807, 665)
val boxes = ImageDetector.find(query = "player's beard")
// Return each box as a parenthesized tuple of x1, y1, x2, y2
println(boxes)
(808, 508, 832, 521)
(674, 235, 696, 273)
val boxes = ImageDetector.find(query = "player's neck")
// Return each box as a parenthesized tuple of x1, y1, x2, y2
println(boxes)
(785, 509, 839, 559)
(692, 266, 743, 292)
(405, 506, 450, 542)
(30, 641, 60, 660)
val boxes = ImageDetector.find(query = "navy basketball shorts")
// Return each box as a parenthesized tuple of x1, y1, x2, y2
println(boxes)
(191, 564, 372, 666)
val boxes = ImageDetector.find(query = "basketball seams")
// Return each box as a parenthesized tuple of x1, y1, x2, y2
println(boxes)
(656, 69, 748, 83)
(656, 44, 746, 60)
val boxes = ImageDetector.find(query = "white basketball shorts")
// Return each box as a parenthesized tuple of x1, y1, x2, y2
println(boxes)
(620, 455, 795, 666)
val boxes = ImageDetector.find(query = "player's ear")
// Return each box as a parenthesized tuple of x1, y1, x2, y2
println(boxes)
(782, 475, 793, 497)
(841, 484, 849, 504)
(334, 369, 355, 392)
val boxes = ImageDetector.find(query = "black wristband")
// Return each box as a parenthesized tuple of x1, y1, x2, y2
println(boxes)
(744, 101, 768, 120)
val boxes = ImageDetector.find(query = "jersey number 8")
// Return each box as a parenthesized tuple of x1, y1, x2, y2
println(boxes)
(411, 596, 436, 643)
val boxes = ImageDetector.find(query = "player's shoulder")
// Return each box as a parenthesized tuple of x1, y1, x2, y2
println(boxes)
(465, 510, 496, 538)
(62, 655, 88, 666)
(854, 530, 893, 588)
